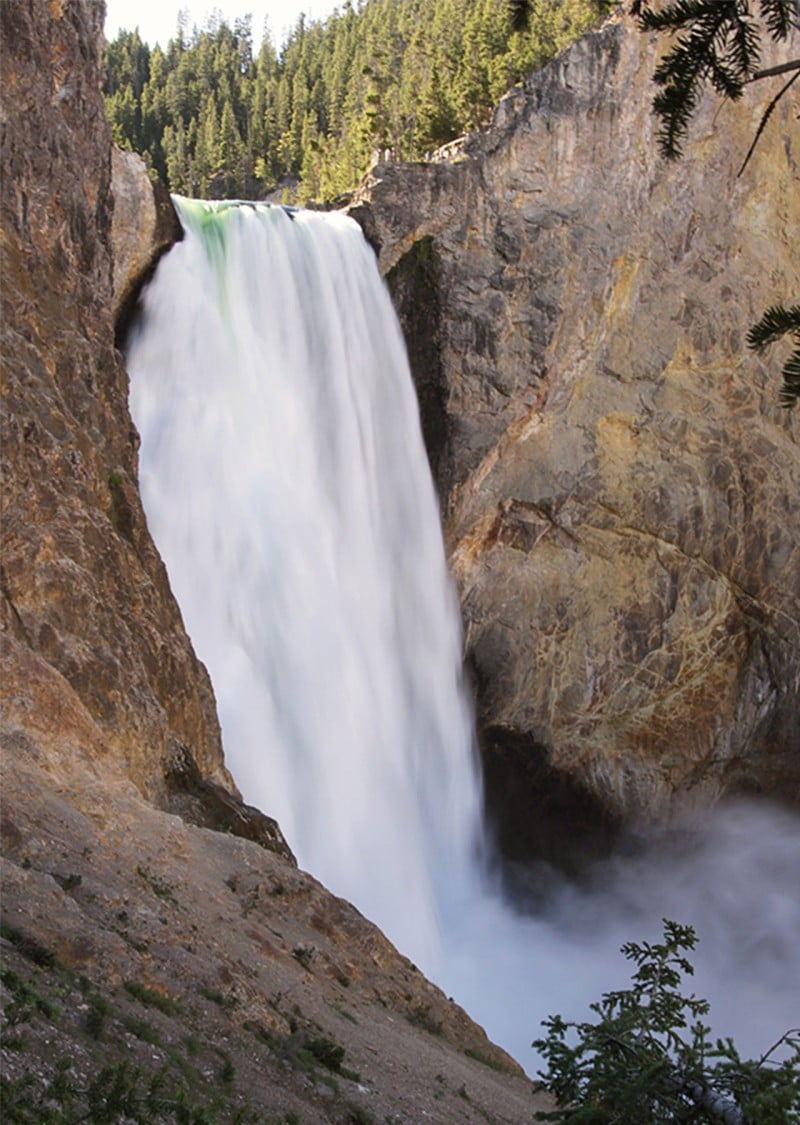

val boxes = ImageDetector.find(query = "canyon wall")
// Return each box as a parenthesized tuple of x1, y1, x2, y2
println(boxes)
(351, 11, 800, 844)
(0, 0, 234, 810)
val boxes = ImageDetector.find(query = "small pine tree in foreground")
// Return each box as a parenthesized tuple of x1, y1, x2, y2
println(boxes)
(533, 918, 800, 1122)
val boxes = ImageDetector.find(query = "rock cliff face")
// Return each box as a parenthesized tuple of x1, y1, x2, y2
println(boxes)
(110, 147, 183, 335)
(351, 12, 800, 842)
(0, 0, 230, 808)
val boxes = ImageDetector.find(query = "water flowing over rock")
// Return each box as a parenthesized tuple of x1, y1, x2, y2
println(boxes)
(350, 11, 800, 836)
(124, 198, 483, 968)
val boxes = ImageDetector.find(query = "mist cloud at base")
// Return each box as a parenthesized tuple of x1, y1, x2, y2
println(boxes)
(437, 797, 800, 1075)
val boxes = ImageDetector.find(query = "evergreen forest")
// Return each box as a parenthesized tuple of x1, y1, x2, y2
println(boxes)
(104, 0, 611, 205)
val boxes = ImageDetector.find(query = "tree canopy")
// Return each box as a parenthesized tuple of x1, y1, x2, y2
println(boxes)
(534, 919, 800, 1122)
(104, 0, 611, 205)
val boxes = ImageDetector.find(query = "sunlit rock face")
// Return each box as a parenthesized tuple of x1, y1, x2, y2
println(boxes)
(351, 13, 800, 828)
(110, 147, 182, 331)
(0, 0, 230, 804)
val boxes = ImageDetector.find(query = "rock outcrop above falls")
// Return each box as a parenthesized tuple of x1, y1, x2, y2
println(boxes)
(351, 13, 800, 833)
(110, 146, 182, 335)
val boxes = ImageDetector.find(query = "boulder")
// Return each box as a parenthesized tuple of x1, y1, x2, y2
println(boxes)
(110, 147, 182, 332)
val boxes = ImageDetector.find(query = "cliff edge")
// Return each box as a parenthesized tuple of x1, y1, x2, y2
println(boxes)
(0, 0, 228, 807)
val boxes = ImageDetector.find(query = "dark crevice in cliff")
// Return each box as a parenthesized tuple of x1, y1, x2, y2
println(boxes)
(386, 237, 449, 502)
(113, 179, 183, 351)
(114, 255, 165, 352)
(480, 724, 623, 888)
(0, 569, 33, 649)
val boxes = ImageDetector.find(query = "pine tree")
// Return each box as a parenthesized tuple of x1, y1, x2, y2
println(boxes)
(193, 92, 218, 196)
(217, 98, 244, 196)
(163, 121, 189, 194)
(534, 919, 800, 1123)
(635, 0, 799, 406)
(104, 0, 612, 204)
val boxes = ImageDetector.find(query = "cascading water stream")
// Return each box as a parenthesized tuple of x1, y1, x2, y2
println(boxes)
(127, 198, 800, 1073)
(128, 199, 484, 967)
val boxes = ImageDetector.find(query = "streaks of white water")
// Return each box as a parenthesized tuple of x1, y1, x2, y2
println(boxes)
(127, 199, 483, 967)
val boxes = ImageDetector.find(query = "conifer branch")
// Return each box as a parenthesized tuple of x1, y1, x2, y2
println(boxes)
(534, 921, 800, 1121)
(748, 56, 800, 79)
(758, 0, 797, 39)
(738, 64, 800, 174)
(747, 305, 800, 408)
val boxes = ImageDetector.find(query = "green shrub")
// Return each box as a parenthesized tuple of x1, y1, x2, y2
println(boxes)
(84, 992, 111, 1039)
(1, 965, 59, 1024)
(465, 1047, 506, 1073)
(534, 919, 800, 1123)
(305, 1036, 345, 1072)
(407, 1003, 443, 1036)
(0, 923, 57, 968)
(292, 945, 314, 969)
(136, 865, 178, 905)
(124, 980, 181, 1016)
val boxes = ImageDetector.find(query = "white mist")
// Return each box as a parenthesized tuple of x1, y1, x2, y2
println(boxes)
(126, 200, 800, 1073)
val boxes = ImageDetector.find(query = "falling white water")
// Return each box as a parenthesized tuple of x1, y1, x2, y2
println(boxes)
(127, 199, 800, 1075)
(128, 199, 484, 966)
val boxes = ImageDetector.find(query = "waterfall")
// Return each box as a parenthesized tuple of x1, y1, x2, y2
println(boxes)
(127, 198, 483, 966)
(127, 198, 800, 1074)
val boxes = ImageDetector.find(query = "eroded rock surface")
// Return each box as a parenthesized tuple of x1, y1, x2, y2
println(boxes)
(351, 13, 800, 827)
(0, 0, 228, 806)
(1, 633, 538, 1121)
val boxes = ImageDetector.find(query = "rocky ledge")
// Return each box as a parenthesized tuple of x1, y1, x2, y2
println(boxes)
(1, 634, 538, 1121)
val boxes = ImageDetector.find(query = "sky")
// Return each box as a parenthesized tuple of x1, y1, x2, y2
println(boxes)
(104, 0, 340, 50)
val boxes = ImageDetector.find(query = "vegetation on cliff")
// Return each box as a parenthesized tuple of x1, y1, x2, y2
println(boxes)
(104, 0, 611, 204)
(534, 919, 800, 1122)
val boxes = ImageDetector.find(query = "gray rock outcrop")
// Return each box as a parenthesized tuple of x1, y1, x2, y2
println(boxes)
(111, 146, 182, 329)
